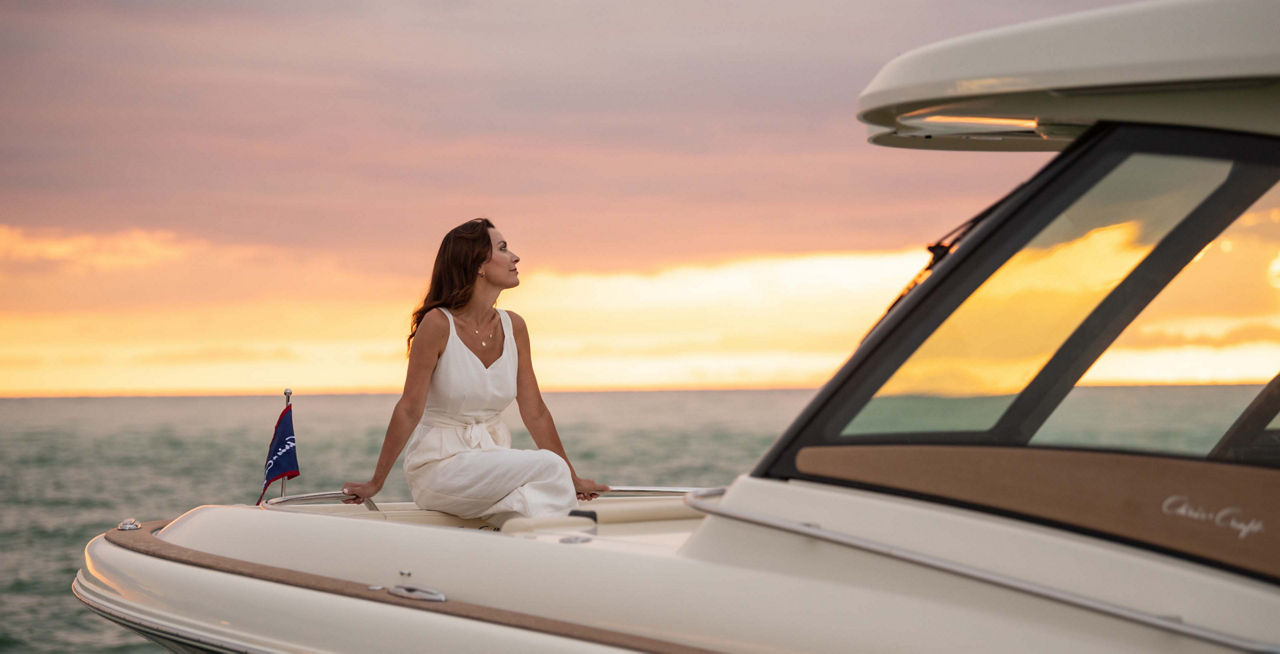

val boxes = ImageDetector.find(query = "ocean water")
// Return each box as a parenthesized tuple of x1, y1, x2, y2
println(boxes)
(0, 389, 814, 653)
(1, 385, 1267, 652)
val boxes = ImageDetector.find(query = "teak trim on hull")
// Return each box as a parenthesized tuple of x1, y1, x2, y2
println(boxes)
(795, 446, 1280, 581)
(102, 520, 715, 654)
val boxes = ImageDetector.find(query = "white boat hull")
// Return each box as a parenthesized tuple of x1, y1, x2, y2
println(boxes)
(75, 478, 1276, 652)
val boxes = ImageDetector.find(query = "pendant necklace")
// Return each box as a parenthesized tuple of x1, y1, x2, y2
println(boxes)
(465, 311, 498, 347)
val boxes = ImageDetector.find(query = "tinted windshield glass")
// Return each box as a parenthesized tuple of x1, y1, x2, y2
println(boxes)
(836, 136, 1280, 467)
(1035, 183, 1280, 456)
(844, 154, 1233, 435)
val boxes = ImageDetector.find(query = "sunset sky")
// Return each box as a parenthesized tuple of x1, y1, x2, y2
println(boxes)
(6, 0, 1274, 398)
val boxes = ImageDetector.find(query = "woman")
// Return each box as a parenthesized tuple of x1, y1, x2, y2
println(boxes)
(342, 218, 607, 525)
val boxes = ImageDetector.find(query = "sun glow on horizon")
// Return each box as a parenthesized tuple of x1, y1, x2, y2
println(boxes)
(0, 246, 930, 397)
(2, 216, 1278, 398)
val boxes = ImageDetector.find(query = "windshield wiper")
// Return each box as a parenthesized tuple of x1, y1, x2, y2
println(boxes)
(863, 188, 1019, 339)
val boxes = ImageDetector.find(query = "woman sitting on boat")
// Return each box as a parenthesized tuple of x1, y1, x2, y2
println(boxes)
(342, 218, 607, 525)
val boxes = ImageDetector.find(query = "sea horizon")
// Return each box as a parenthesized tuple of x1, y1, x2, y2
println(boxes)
(3, 380, 1269, 401)
(0, 385, 829, 400)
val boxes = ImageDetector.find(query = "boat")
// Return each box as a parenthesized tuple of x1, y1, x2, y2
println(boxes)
(75, 1, 1280, 651)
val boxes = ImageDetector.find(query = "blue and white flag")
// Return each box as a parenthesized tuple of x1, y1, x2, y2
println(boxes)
(256, 404, 300, 504)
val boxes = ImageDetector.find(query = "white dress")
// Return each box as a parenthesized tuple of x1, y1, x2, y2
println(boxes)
(402, 308, 577, 526)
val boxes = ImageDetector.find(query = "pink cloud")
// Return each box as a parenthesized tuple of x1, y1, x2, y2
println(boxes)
(0, 0, 1107, 277)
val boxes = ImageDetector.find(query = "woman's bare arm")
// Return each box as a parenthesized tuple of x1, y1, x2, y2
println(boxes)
(510, 310, 609, 500)
(342, 309, 448, 503)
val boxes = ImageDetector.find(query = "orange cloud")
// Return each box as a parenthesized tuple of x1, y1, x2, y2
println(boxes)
(502, 250, 929, 388)
(0, 225, 188, 274)
(131, 346, 300, 365)
(0, 354, 42, 367)
(1115, 322, 1280, 349)
(0, 224, 420, 312)
(1081, 343, 1280, 386)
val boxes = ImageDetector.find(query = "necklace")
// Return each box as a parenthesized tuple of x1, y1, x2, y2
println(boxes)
(460, 310, 498, 347)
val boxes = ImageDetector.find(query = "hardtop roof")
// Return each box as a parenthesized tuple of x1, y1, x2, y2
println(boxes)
(858, 0, 1280, 151)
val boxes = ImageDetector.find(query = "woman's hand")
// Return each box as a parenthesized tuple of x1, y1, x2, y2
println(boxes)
(341, 480, 382, 504)
(573, 475, 610, 501)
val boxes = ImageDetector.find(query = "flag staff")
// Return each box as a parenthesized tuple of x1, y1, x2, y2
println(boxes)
(256, 388, 300, 505)
(281, 388, 292, 497)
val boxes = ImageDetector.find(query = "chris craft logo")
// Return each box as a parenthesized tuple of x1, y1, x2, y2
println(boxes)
(264, 436, 296, 474)
(1161, 495, 1264, 540)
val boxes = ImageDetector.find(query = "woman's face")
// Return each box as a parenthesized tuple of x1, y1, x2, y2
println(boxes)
(479, 228, 520, 288)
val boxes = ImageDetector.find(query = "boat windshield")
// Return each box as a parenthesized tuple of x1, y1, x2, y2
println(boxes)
(761, 125, 1280, 580)
(837, 130, 1280, 467)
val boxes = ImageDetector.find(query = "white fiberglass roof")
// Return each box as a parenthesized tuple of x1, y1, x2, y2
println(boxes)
(858, 0, 1280, 151)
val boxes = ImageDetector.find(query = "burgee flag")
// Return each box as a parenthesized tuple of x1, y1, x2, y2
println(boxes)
(257, 403, 300, 504)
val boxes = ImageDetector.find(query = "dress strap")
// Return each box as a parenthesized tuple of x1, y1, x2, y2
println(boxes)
(439, 308, 456, 333)
(498, 309, 515, 349)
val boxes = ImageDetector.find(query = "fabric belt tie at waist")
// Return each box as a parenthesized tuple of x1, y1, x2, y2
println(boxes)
(422, 412, 504, 449)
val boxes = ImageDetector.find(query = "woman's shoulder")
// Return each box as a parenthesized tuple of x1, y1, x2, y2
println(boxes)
(414, 308, 452, 346)
(406, 308, 450, 374)
(420, 306, 452, 326)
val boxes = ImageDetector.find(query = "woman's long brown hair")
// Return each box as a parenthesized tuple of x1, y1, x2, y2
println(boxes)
(407, 218, 495, 352)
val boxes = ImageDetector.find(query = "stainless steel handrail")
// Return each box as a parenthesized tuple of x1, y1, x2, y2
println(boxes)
(265, 490, 379, 512)
(605, 486, 709, 497)
(683, 487, 1277, 653)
